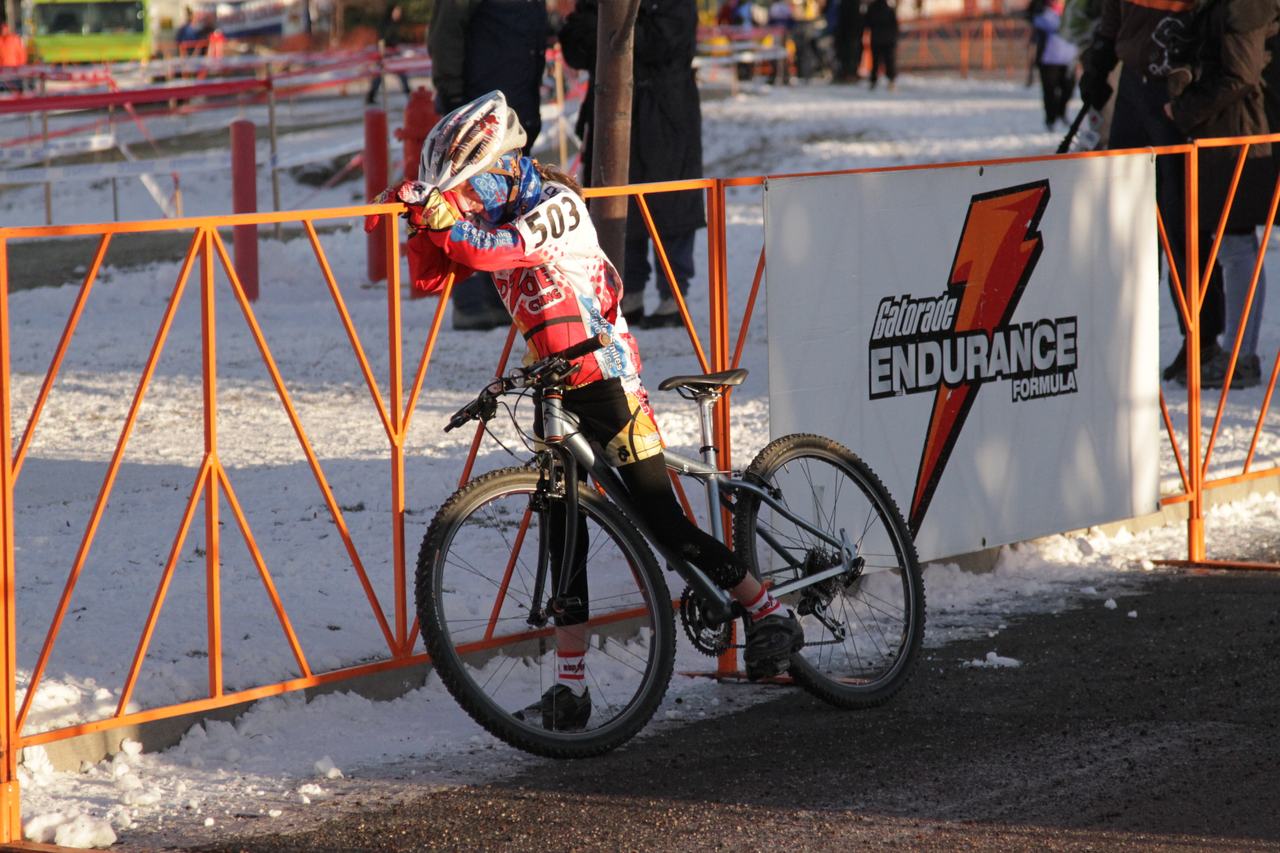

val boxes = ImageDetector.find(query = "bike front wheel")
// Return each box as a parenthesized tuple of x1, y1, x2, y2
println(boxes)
(732, 434, 925, 708)
(416, 467, 675, 759)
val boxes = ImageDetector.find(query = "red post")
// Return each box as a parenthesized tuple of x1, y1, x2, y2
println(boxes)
(229, 120, 260, 301)
(398, 88, 438, 181)
(396, 89, 438, 299)
(365, 108, 389, 283)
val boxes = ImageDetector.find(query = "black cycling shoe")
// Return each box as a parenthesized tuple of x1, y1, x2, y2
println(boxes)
(513, 685, 592, 731)
(743, 611, 804, 680)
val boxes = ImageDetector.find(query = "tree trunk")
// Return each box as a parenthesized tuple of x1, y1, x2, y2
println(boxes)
(590, 0, 641, 270)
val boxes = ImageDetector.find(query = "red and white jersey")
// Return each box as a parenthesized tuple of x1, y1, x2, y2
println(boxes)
(429, 182, 645, 392)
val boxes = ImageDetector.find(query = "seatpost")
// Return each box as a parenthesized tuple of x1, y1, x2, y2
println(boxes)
(698, 393, 724, 542)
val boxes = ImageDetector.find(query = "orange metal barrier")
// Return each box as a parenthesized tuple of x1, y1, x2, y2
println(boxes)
(1152, 133, 1280, 570)
(0, 178, 728, 836)
(2, 136, 1280, 840)
(899, 15, 1029, 77)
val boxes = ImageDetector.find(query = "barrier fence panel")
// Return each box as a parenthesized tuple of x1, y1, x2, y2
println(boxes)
(898, 15, 1029, 77)
(0, 177, 732, 835)
(1154, 133, 1280, 569)
(2, 135, 1280, 839)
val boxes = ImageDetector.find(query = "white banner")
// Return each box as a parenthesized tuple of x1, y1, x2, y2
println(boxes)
(763, 154, 1160, 562)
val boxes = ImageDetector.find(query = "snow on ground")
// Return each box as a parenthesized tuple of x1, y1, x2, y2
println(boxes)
(3, 74, 1280, 848)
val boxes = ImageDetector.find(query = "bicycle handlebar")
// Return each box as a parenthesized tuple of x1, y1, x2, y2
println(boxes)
(443, 333, 612, 432)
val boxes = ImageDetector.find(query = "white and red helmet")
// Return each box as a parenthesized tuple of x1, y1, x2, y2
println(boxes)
(419, 90, 527, 193)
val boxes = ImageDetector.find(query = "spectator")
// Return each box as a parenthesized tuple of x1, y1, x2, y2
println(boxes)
(175, 7, 202, 54)
(865, 0, 899, 90)
(428, 0, 548, 330)
(1031, 0, 1077, 129)
(1167, 0, 1278, 389)
(1024, 0, 1047, 87)
(789, 0, 825, 81)
(717, 0, 745, 25)
(0, 22, 26, 94)
(366, 2, 412, 105)
(559, 0, 705, 329)
(1078, 0, 1226, 382)
(833, 0, 865, 83)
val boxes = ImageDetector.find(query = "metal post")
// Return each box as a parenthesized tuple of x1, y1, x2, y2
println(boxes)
(199, 230, 223, 698)
(109, 104, 119, 221)
(707, 181, 738, 677)
(378, 43, 389, 116)
(1186, 147, 1205, 562)
(229, 120, 260, 301)
(365, 109, 389, 283)
(267, 69, 282, 241)
(385, 215, 407, 651)
(41, 75, 50, 226)
(0, 237, 22, 842)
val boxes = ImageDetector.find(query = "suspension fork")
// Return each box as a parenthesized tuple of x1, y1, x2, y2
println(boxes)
(527, 391, 586, 626)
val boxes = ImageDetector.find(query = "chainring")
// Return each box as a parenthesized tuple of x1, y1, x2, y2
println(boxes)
(679, 586, 733, 657)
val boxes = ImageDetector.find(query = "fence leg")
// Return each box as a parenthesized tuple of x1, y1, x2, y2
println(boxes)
(229, 120, 260, 302)
(1186, 148, 1205, 561)
(706, 182, 739, 678)
(40, 75, 50, 227)
(0, 238, 20, 843)
(267, 68, 282, 242)
(365, 109, 389, 284)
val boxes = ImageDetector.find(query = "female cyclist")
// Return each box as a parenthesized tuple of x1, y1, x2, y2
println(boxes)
(383, 91, 803, 729)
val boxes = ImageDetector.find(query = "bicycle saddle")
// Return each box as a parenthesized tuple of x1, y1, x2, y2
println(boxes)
(657, 368, 749, 392)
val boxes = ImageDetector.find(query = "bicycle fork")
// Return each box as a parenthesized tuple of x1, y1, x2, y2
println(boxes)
(525, 391, 587, 629)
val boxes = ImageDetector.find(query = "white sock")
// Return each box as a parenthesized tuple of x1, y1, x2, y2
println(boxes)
(744, 587, 783, 622)
(556, 651, 587, 696)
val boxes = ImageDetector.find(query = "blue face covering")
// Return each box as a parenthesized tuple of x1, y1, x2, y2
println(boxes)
(466, 155, 544, 225)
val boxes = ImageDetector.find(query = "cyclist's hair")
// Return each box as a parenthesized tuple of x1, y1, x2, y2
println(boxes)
(531, 160, 584, 198)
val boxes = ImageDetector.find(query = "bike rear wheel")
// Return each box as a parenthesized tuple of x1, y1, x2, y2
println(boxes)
(416, 467, 674, 759)
(732, 434, 924, 708)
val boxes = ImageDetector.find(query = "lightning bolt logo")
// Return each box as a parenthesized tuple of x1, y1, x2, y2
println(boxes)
(908, 181, 1051, 536)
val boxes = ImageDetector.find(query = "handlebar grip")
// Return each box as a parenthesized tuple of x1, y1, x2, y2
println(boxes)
(552, 333, 612, 363)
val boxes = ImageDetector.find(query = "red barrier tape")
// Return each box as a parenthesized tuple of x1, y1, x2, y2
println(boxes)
(0, 79, 269, 115)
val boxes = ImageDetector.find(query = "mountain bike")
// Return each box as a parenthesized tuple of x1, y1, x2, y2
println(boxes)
(415, 335, 925, 759)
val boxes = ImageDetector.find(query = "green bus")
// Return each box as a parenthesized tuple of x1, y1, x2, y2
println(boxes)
(26, 0, 151, 63)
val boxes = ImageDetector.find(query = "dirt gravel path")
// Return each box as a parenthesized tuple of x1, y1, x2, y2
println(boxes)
(161, 567, 1280, 852)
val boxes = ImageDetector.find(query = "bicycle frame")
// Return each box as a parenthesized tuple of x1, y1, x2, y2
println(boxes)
(535, 390, 860, 629)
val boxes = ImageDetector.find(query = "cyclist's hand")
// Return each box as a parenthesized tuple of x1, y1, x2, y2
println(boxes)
(422, 187, 460, 232)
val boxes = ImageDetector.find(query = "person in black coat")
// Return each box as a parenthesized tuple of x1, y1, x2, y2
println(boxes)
(559, 0, 706, 327)
(366, 3, 412, 105)
(865, 0, 899, 89)
(429, 0, 548, 330)
(834, 0, 865, 82)
(1167, 0, 1278, 388)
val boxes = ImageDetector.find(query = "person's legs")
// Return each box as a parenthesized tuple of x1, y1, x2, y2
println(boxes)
(884, 43, 897, 88)
(397, 72, 410, 94)
(1215, 230, 1266, 372)
(365, 73, 382, 105)
(1058, 67, 1077, 124)
(869, 43, 882, 87)
(645, 230, 697, 326)
(622, 227, 651, 322)
(1111, 68, 1225, 377)
(564, 379, 802, 678)
(1038, 64, 1058, 127)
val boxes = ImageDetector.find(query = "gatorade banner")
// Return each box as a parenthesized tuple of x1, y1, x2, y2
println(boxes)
(763, 153, 1160, 562)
